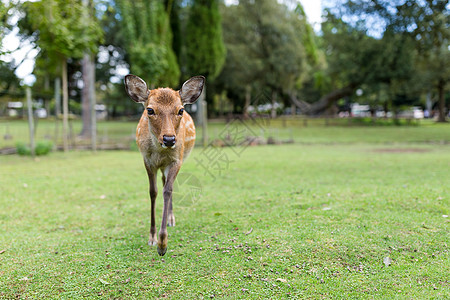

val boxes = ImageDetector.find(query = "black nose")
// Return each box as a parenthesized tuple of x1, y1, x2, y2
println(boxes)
(163, 135, 176, 147)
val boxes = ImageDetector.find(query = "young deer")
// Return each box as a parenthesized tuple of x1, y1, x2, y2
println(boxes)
(124, 74, 205, 256)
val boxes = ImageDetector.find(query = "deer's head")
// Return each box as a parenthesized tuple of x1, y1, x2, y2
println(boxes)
(125, 75, 204, 149)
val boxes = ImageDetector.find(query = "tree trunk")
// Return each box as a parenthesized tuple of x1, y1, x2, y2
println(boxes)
(54, 77, 61, 117)
(289, 85, 355, 115)
(218, 92, 224, 118)
(62, 58, 69, 152)
(243, 85, 251, 119)
(271, 90, 277, 119)
(80, 54, 92, 137)
(89, 53, 97, 152)
(26, 87, 35, 158)
(307, 85, 355, 115)
(289, 91, 311, 114)
(437, 79, 447, 122)
(54, 78, 61, 150)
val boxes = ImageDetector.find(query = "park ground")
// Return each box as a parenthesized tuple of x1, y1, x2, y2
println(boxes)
(0, 120, 449, 299)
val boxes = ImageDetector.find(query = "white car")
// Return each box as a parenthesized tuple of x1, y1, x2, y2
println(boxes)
(412, 107, 424, 119)
(399, 107, 424, 119)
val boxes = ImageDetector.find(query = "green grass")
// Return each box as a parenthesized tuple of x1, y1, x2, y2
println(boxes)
(1, 117, 449, 149)
(1, 137, 449, 298)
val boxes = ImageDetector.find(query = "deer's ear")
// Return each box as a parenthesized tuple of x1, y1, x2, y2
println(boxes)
(124, 75, 150, 103)
(180, 76, 205, 105)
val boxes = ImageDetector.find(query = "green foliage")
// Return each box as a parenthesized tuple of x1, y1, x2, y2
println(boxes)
(16, 141, 53, 156)
(323, 0, 449, 118)
(0, 2, 7, 51)
(15, 142, 31, 156)
(185, 0, 226, 80)
(218, 0, 310, 108)
(294, 4, 319, 66)
(116, 0, 180, 87)
(35, 140, 53, 155)
(21, 0, 103, 60)
(0, 61, 21, 98)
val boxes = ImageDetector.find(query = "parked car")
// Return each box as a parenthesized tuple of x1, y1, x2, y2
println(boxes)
(399, 107, 424, 119)
(351, 103, 371, 117)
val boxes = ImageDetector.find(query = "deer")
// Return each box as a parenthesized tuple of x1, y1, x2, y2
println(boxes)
(124, 74, 205, 256)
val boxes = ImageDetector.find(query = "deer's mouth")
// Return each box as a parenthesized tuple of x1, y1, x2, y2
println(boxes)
(160, 143, 176, 149)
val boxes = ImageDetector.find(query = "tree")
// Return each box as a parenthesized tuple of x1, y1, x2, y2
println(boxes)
(301, 0, 420, 115)
(21, 0, 102, 151)
(0, 1, 8, 51)
(116, 0, 180, 87)
(318, 0, 449, 119)
(185, 0, 225, 134)
(95, 2, 136, 118)
(0, 61, 22, 112)
(80, 0, 100, 147)
(404, 0, 449, 122)
(218, 0, 310, 115)
(185, 0, 226, 81)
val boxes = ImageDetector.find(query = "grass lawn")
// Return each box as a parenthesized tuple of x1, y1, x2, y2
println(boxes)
(1, 118, 449, 149)
(0, 133, 449, 298)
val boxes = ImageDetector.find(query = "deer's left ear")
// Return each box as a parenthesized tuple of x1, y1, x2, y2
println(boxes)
(180, 76, 205, 105)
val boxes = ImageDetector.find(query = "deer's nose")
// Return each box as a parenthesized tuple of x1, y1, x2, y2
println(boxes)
(163, 135, 176, 148)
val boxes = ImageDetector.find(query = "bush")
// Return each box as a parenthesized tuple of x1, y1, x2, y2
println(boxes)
(35, 141, 53, 155)
(16, 141, 53, 156)
(16, 142, 31, 156)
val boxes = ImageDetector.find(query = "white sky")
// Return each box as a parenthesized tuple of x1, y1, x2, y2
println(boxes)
(1, 0, 322, 85)
(298, 0, 323, 30)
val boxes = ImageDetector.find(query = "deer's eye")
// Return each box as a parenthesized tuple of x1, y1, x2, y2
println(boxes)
(178, 108, 184, 116)
(147, 108, 155, 116)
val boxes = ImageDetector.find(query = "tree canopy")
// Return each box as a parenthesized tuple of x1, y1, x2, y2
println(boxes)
(116, 0, 180, 87)
(1, 0, 447, 120)
(185, 0, 226, 80)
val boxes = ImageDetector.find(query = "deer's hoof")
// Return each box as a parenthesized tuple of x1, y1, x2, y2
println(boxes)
(148, 233, 157, 246)
(168, 214, 175, 227)
(157, 246, 167, 256)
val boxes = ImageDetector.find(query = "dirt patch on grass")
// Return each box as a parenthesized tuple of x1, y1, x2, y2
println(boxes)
(373, 148, 431, 153)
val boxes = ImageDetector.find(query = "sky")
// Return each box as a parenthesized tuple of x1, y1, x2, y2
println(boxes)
(1, 0, 323, 85)
(296, 0, 323, 30)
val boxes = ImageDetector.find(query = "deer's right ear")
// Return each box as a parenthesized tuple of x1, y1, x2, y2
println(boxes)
(124, 75, 150, 103)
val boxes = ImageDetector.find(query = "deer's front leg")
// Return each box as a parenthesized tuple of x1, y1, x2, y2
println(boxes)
(162, 173, 175, 227)
(157, 164, 180, 256)
(145, 164, 158, 246)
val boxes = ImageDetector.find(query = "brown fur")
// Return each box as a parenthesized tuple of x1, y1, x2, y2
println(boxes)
(125, 74, 204, 256)
(136, 88, 196, 170)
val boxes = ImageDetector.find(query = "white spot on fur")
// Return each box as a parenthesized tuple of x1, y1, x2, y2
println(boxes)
(185, 120, 193, 127)
(183, 148, 193, 161)
(164, 166, 170, 178)
(185, 136, 196, 142)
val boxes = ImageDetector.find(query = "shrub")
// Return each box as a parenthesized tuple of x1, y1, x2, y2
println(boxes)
(16, 142, 31, 156)
(35, 141, 53, 156)
(16, 141, 53, 156)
